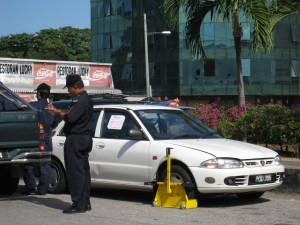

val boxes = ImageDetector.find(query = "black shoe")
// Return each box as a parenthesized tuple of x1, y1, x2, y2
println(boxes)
(63, 205, 86, 214)
(86, 204, 91, 211)
(22, 189, 36, 195)
(35, 190, 46, 195)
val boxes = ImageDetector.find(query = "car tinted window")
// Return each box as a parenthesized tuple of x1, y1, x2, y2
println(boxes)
(101, 110, 139, 139)
(0, 91, 23, 111)
(135, 109, 219, 140)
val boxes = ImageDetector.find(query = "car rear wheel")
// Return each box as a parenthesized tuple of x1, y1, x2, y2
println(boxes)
(237, 192, 265, 199)
(48, 159, 67, 194)
(158, 165, 197, 199)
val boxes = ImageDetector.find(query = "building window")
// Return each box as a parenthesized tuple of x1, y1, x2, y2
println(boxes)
(242, 59, 250, 76)
(204, 59, 215, 77)
(290, 60, 298, 78)
(291, 24, 300, 43)
(241, 22, 250, 41)
(100, 0, 112, 17)
(203, 22, 215, 47)
(102, 33, 113, 49)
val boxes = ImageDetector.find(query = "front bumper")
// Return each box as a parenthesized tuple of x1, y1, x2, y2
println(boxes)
(190, 164, 285, 194)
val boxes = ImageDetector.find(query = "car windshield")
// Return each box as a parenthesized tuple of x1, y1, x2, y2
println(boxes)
(135, 109, 221, 140)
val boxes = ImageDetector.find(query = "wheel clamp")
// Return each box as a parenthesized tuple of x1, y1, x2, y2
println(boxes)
(146, 147, 198, 209)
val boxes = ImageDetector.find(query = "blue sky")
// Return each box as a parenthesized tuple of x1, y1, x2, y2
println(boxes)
(0, 0, 90, 37)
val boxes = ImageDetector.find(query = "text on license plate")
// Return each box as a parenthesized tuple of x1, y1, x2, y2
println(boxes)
(255, 174, 272, 183)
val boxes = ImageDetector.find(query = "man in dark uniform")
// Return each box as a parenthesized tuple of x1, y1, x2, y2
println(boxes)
(23, 83, 57, 195)
(48, 75, 93, 214)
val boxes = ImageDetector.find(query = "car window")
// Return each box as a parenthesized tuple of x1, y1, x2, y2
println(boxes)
(0, 91, 22, 111)
(135, 109, 219, 140)
(101, 110, 139, 139)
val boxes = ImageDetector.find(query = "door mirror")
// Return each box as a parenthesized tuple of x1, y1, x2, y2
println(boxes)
(128, 129, 145, 140)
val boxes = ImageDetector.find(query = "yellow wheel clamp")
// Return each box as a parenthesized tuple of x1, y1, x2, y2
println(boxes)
(146, 147, 198, 209)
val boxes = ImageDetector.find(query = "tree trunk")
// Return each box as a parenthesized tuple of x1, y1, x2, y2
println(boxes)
(232, 10, 246, 106)
(234, 36, 245, 106)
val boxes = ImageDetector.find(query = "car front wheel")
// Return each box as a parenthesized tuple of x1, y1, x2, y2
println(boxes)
(48, 159, 67, 194)
(158, 165, 197, 199)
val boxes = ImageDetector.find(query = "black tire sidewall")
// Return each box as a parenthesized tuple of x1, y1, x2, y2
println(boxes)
(49, 159, 67, 194)
(159, 165, 197, 199)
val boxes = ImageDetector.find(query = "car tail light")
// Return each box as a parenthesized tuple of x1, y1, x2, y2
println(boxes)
(39, 123, 45, 151)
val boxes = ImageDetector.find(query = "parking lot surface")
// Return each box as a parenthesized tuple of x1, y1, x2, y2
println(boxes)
(0, 183, 300, 225)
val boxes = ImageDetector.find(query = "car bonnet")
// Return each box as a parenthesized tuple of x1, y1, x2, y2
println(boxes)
(161, 138, 278, 159)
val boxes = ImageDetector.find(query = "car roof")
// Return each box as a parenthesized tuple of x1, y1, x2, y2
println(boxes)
(93, 104, 181, 111)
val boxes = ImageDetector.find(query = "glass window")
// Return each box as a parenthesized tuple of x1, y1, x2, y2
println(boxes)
(290, 60, 299, 77)
(101, 110, 138, 139)
(291, 24, 300, 42)
(276, 60, 289, 78)
(101, 33, 113, 49)
(116, 0, 132, 18)
(241, 22, 250, 40)
(242, 59, 251, 76)
(215, 23, 227, 48)
(203, 22, 215, 41)
(121, 64, 132, 80)
(122, 29, 132, 47)
(204, 59, 215, 77)
(100, 0, 112, 17)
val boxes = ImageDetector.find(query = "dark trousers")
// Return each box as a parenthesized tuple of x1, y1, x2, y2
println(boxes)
(64, 134, 92, 210)
(23, 161, 51, 193)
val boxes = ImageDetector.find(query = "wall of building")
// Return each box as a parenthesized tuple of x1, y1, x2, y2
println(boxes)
(91, 0, 300, 105)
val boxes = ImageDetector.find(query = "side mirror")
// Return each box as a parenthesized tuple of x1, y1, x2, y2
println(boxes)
(128, 129, 145, 140)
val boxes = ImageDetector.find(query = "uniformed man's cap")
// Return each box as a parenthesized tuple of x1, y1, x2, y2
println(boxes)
(63, 75, 82, 89)
(35, 83, 51, 93)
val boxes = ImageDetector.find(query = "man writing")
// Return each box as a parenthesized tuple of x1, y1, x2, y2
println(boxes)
(47, 75, 93, 213)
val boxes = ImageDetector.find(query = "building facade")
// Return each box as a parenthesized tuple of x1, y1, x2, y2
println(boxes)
(91, 0, 300, 105)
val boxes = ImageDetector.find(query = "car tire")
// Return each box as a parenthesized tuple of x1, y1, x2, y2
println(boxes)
(237, 192, 265, 199)
(158, 165, 197, 199)
(48, 159, 67, 194)
(0, 171, 19, 195)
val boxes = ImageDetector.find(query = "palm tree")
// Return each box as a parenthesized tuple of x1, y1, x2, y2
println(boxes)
(164, 0, 300, 106)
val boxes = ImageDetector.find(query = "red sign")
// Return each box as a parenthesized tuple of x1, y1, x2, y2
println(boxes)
(33, 63, 56, 85)
(89, 65, 113, 87)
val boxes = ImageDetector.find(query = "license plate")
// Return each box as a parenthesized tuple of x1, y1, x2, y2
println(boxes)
(255, 174, 271, 183)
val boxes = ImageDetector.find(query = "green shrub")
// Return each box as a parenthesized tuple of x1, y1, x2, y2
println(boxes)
(190, 102, 300, 146)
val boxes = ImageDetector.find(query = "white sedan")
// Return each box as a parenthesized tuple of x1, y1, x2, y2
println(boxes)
(49, 104, 284, 199)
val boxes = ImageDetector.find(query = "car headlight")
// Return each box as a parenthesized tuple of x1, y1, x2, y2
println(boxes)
(200, 158, 244, 169)
(274, 155, 281, 165)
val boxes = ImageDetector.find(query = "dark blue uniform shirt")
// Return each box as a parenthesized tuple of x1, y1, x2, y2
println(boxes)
(31, 98, 57, 152)
(63, 91, 93, 136)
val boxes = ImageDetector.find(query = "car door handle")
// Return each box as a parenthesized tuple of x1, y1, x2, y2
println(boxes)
(57, 142, 65, 146)
(95, 143, 105, 149)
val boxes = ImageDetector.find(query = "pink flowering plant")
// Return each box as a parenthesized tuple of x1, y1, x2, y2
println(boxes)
(190, 102, 300, 146)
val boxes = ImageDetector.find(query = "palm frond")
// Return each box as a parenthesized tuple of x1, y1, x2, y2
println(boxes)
(185, 0, 218, 60)
(269, 0, 300, 31)
(242, 0, 273, 52)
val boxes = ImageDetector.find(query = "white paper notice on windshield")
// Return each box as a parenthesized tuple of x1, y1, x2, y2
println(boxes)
(107, 115, 125, 130)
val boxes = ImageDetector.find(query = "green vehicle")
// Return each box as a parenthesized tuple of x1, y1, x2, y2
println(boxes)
(0, 82, 51, 195)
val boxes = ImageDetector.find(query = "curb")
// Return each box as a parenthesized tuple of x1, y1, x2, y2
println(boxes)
(276, 158, 300, 193)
